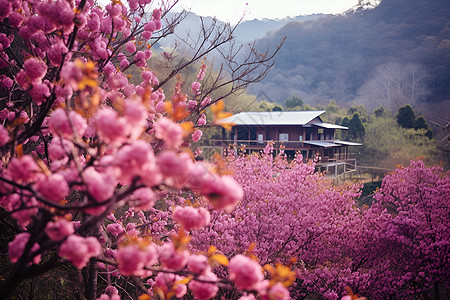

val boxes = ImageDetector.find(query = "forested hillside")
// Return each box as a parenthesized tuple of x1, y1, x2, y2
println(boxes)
(249, 0, 450, 108)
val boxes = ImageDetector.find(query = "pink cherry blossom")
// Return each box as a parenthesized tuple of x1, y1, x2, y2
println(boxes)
(9, 233, 41, 264)
(228, 255, 264, 290)
(60, 61, 83, 90)
(202, 175, 243, 211)
(28, 82, 51, 105)
(106, 223, 124, 236)
(36, 173, 69, 202)
(23, 57, 47, 82)
(131, 187, 156, 210)
(0, 75, 13, 89)
(59, 235, 101, 269)
(8, 11, 24, 27)
(123, 100, 147, 138)
(173, 206, 210, 231)
(125, 41, 136, 53)
(117, 243, 157, 276)
(94, 108, 128, 144)
(0, 0, 12, 18)
(83, 167, 116, 203)
(191, 81, 201, 95)
(188, 254, 210, 275)
(48, 41, 68, 66)
(188, 270, 219, 300)
(113, 140, 161, 186)
(197, 64, 207, 80)
(261, 283, 290, 300)
(158, 242, 189, 270)
(97, 294, 120, 300)
(7, 156, 42, 183)
(119, 59, 129, 70)
(48, 108, 87, 139)
(192, 129, 203, 143)
(48, 137, 73, 160)
(0, 124, 9, 146)
(154, 117, 183, 148)
(239, 295, 257, 300)
(156, 151, 193, 178)
(45, 219, 75, 241)
(154, 272, 187, 298)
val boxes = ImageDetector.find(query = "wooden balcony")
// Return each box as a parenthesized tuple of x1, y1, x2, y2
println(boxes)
(205, 139, 357, 163)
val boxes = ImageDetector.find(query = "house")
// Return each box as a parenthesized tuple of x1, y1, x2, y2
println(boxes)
(212, 110, 362, 167)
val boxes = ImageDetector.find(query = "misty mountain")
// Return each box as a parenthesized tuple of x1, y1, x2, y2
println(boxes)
(247, 0, 450, 108)
(233, 14, 326, 43)
(159, 12, 326, 48)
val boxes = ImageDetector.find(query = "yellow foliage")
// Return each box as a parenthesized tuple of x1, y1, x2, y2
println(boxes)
(138, 294, 151, 300)
(171, 228, 191, 248)
(210, 254, 229, 266)
(210, 100, 234, 131)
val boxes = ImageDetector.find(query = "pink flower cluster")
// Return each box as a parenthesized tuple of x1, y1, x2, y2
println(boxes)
(36, 173, 69, 202)
(48, 108, 87, 139)
(229, 255, 264, 290)
(173, 206, 210, 231)
(188, 271, 219, 300)
(59, 235, 101, 268)
(154, 117, 184, 148)
(153, 272, 187, 298)
(158, 242, 189, 270)
(117, 242, 157, 276)
(45, 219, 74, 241)
(9, 233, 41, 264)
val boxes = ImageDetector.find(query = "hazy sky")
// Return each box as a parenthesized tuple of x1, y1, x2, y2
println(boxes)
(174, 0, 361, 24)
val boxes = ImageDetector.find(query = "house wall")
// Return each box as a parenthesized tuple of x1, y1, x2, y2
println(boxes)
(265, 125, 304, 141)
(232, 125, 336, 141)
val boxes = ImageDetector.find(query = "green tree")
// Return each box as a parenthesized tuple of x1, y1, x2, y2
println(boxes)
(414, 115, 428, 130)
(285, 95, 304, 109)
(361, 117, 444, 169)
(396, 105, 416, 128)
(348, 113, 366, 140)
(374, 105, 386, 118)
(414, 115, 433, 139)
(325, 100, 340, 113)
(341, 117, 350, 127)
(347, 104, 369, 122)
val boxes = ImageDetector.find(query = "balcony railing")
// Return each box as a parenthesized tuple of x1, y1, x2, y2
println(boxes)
(209, 139, 312, 148)
(208, 139, 356, 161)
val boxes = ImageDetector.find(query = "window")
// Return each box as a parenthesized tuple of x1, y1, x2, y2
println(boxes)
(318, 129, 324, 140)
(258, 134, 264, 144)
(299, 135, 303, 142)
(305, 128, 311, 140)
(279, 133, 289, 142)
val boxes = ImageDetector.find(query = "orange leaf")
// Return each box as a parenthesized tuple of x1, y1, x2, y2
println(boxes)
(211, 254, 229, 266)
(264, 264, 275, 274)
(176, 275, 193, 285)
(210, 100, 224, 114)
(248, 242, 256, 252)
(171, 228, 191, 248)
(16, 144, 23, 158)
(180, 122, 194, 135)
(163, 101, 173, 115)
(208, 245, 217, 255)
(138, 294, 151, 300)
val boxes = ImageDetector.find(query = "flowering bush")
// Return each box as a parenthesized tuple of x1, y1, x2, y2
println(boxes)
(191, 147, 450, 299)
